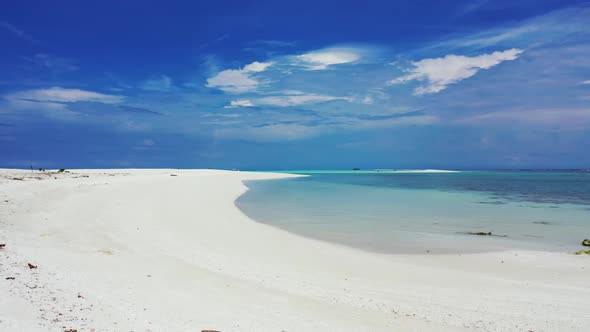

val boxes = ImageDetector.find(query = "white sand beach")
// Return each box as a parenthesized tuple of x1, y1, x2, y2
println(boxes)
(0, 169, 589, 331)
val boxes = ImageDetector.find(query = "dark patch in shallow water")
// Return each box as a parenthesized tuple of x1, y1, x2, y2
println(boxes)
(300, 171, 590, 206)
(475, 201, 507, 205)
(533, 221, 553, 225)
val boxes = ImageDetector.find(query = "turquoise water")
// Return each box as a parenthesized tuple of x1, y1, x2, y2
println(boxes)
(236, 170, 590, 254)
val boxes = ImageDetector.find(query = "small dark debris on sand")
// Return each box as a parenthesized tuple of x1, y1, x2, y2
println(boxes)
(64, 329, 78, 332)
(11, 177, 24, 181)
(170, 174, 178, 177)
(582, 239, 590, 247)
(5, 277, 15, 280)
(28, 263, 37, 269)
(202, 330, 222, 332)
(533, 221, 552, 225)
(0, 243, 5, 249)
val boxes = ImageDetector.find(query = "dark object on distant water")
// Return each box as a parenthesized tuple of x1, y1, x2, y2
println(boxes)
(575, 249, 590, 255)
(352, 168, 360, 171)
(27, 263, 37, 269)
(582, 239, 590, 246)
(202, 330, 222, 332)
(469, 232, 492, 236)
(465, 231, 508, 237)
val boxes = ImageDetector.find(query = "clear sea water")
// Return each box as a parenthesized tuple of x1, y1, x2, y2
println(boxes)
(236, 170, 590, 254)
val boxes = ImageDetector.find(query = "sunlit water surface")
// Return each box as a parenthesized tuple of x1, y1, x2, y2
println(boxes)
(236, 170, 590, 254)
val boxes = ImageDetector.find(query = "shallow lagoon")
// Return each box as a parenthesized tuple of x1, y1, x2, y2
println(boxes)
(237, 170, 590, 254)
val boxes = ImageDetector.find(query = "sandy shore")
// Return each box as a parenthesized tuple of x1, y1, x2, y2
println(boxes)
(0, 169, 589, 331)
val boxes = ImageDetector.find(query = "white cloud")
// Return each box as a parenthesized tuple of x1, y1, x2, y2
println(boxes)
(2, 87, 124, 118)
(279, 90, 306, 95)
(206, 61, 272, 93)
(8, 87, 124, 104)
(227, 93, 352, 108)
(296, 48, 361, 70)
(389, 48, 523, 94)
(257, 94, 351, 107)
(225, 99, 255, 108)
(359, 96, 374, 104)
(141, 75, 173, 91)
(6, 98, 67, 112)
(580, 80, 590, 85)
(242, 61, 271, 72)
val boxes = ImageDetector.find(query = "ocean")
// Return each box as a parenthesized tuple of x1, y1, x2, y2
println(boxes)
(236, 170, 590, 254)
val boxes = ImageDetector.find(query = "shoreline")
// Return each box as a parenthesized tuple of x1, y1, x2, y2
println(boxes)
(1, 169, 589, 331)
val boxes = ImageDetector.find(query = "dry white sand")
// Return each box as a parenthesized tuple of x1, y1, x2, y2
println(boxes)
(0, 169, 589, 331)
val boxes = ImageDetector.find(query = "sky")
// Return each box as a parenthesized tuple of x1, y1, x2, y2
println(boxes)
(1, 0, 590, 170)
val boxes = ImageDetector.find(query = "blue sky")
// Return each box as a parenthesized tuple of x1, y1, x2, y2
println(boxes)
(1, 0, 590, 169)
